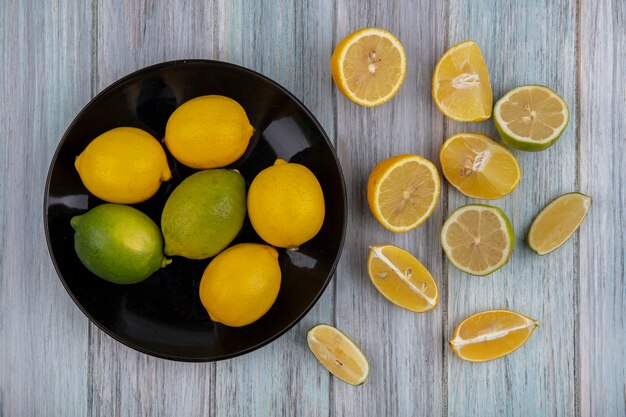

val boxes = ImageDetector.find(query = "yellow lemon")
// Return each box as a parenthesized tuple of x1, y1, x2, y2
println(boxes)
(367, 154, 440, 233)
(164, 95, 254, 169)
(527, 192, 591, 255)
(450, 309, 539, 362)
(247, 159, 325, 249)
(199, 243, 281, 327)
(307, 324, 370, 385)
(432, 40, 493, 122)
(439, 133, 521, 200)
(75, 127, 171, 204)
(330, 28, 407, 107)
(367, 245, 439, 313)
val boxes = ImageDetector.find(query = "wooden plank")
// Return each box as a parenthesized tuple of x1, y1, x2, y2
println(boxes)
(578, 1, 626, 415)
(89, 2, 217, 417)
(445, 1, 577, 416)
(213, 2, 334, 416)
(333, 1, 447, 416)
(0, 1, 92, 416)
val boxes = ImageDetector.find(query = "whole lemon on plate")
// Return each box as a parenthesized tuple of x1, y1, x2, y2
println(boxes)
(164, 95, 254, 169)
(71, 204, 170, 284)
(161, 169, 246, 260)
(247, 159, 325, 249)
(75, 127, 171, 204)
(199, 243, 281, 327)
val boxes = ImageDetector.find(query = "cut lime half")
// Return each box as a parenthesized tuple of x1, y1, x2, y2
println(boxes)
(441, 204, 514, 276)
(494, 85, 569, 151)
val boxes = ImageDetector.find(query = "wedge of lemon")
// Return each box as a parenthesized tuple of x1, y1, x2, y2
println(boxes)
(368, 245, 439, 313)
(367, 154, 440, 233)
(494, 85, 569, 151)
(331, 28, 407, 107)
(307, 324, 369, 385)
(441, 204, 514, 276)
(432, 40, 492, 122)
(439, 133, 521, 200)
(527, 192, 591, 255)
(450, 309, 539, 362)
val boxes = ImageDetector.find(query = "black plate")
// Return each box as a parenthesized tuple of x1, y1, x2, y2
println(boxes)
(44, 60, 346, 362)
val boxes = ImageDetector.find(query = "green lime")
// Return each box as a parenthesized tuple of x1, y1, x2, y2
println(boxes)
(161, 169, 246, 259)
(71, 204, 169, 284)
(494, 85, 569, 151)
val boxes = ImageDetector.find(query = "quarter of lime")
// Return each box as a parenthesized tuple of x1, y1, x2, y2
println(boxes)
(527, 192, 591, 255)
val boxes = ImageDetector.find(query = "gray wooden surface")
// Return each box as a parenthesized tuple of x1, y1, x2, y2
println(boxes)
(0, 1, 624, 416)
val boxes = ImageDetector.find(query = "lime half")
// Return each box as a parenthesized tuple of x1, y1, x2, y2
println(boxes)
(307, 324, 369, 385)
(494, 85, 569, 151)
(527, 192, 591, 255)
(441, 204, 514, 276)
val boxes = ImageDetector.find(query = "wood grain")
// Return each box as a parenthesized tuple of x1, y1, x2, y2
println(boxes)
(578, 0, 626, 415)
(0, 1, 93, 416)
(89, 2, 217, 417)
(445, 1, 578, 416)
(333, 1, 447, 416)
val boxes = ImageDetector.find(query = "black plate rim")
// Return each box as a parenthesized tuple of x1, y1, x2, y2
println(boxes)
(43, 59, 347, 362)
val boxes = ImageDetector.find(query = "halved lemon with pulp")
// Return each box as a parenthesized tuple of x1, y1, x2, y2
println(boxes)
(450, 309, 539, 362)
(432, 40, 492, 121)
(307, 324, 369, 385)
(439, 133, 521, 200)
(367, 154, 440, 233)
(528, 192, 591, 255)
(368, 245, 439, 313)
(331, 28, 407, 107)
(494, 85, 569, 151)
(441, 204, 514, 276)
